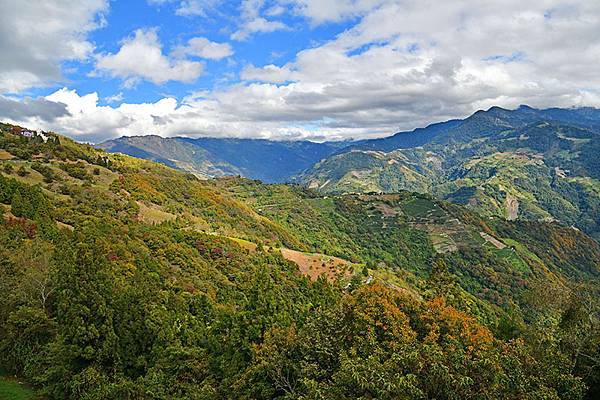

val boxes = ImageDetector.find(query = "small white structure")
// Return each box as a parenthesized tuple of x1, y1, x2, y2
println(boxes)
(19, 129, 49, 142)
(37, 131, 49, 142)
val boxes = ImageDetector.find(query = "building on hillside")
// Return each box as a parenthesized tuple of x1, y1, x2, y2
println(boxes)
(18, 129, 49, 142)
(38, 131, 49, 142)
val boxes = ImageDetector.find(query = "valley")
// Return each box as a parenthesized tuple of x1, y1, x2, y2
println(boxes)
(0, 122, 599, 399)
(98, 135, 347, 182)
(99, 106, 600, 241)
(3, 1, 600, 398)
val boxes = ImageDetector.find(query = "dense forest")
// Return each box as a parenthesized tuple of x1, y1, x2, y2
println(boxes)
(1, 123, 599, 399)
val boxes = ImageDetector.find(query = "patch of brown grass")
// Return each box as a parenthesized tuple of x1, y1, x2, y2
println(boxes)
(280, 248, 353, 282)
(136, 201, 177, 225)
(0, 149, 14, 160)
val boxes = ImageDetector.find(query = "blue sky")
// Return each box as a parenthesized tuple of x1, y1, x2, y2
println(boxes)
(80, 0, 347, 106)
(0, 1, 599, 142)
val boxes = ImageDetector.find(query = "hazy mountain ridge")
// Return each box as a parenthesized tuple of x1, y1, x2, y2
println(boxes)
(98, 135, 349, 182)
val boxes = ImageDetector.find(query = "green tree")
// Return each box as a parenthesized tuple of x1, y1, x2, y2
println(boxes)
(39, 234, 119, 398)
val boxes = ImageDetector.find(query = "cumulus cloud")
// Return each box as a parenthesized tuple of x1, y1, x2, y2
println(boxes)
(19, 87, 334, 143)
(231, 0, 287, 40)
(283, 0, 389, 24)
(230, 0, 600, 135)
(0, 96, 70, 123)
(241, 64, 297, 83)
(147, 0, 222, 16)
(173, 37, 234, 60)
(0, 0, 108, 93)
(175, 0, 221, 16)
(95, 29, 204, 85)
(5, 0, 600, 142)
(42, 88, 179, 142)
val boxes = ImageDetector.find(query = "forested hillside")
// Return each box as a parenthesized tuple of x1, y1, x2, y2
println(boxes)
(1, 123, 599, 399)
(96, 106, 600, 241)
(300, 106, 600, 240)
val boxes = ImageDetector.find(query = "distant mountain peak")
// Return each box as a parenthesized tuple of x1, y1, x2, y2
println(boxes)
(486, 105, 509, 112)
(517, 104, 535, 110)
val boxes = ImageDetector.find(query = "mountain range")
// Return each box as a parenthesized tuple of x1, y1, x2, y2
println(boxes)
(99, 105, 600, 240)
(1, 122, 599, 398)
(98, 135, 348, 182)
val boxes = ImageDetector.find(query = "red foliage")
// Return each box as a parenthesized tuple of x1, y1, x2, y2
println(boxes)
(195, 240, 207, 254)
(5, 216, 37, 238)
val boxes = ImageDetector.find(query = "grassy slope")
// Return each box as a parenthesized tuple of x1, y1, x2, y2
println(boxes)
(0, 372, 37, 400)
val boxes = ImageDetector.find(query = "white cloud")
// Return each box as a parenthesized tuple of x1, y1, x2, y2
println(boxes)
(0, 0, 108, 93)
(13, 86, 335, 143)
(228, 0, 600, 136)
(0, 96, 70, 123)
(6, 0, 600, 143)
(241, 64, 296, 83)
(146, 0, 221, 16)
(95, 29, 204, 85)
(283, 0, 389, 24)
(175, 0, 219, 16)
(231, 18, 287, 40)
(41, 88, 178, 142)
(173, 37, 234, 60)
(147, 0, 286, 41)
(105, 92, 124, 103)
(231, 0, 287, 40)
(265, 5, 286, 16)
